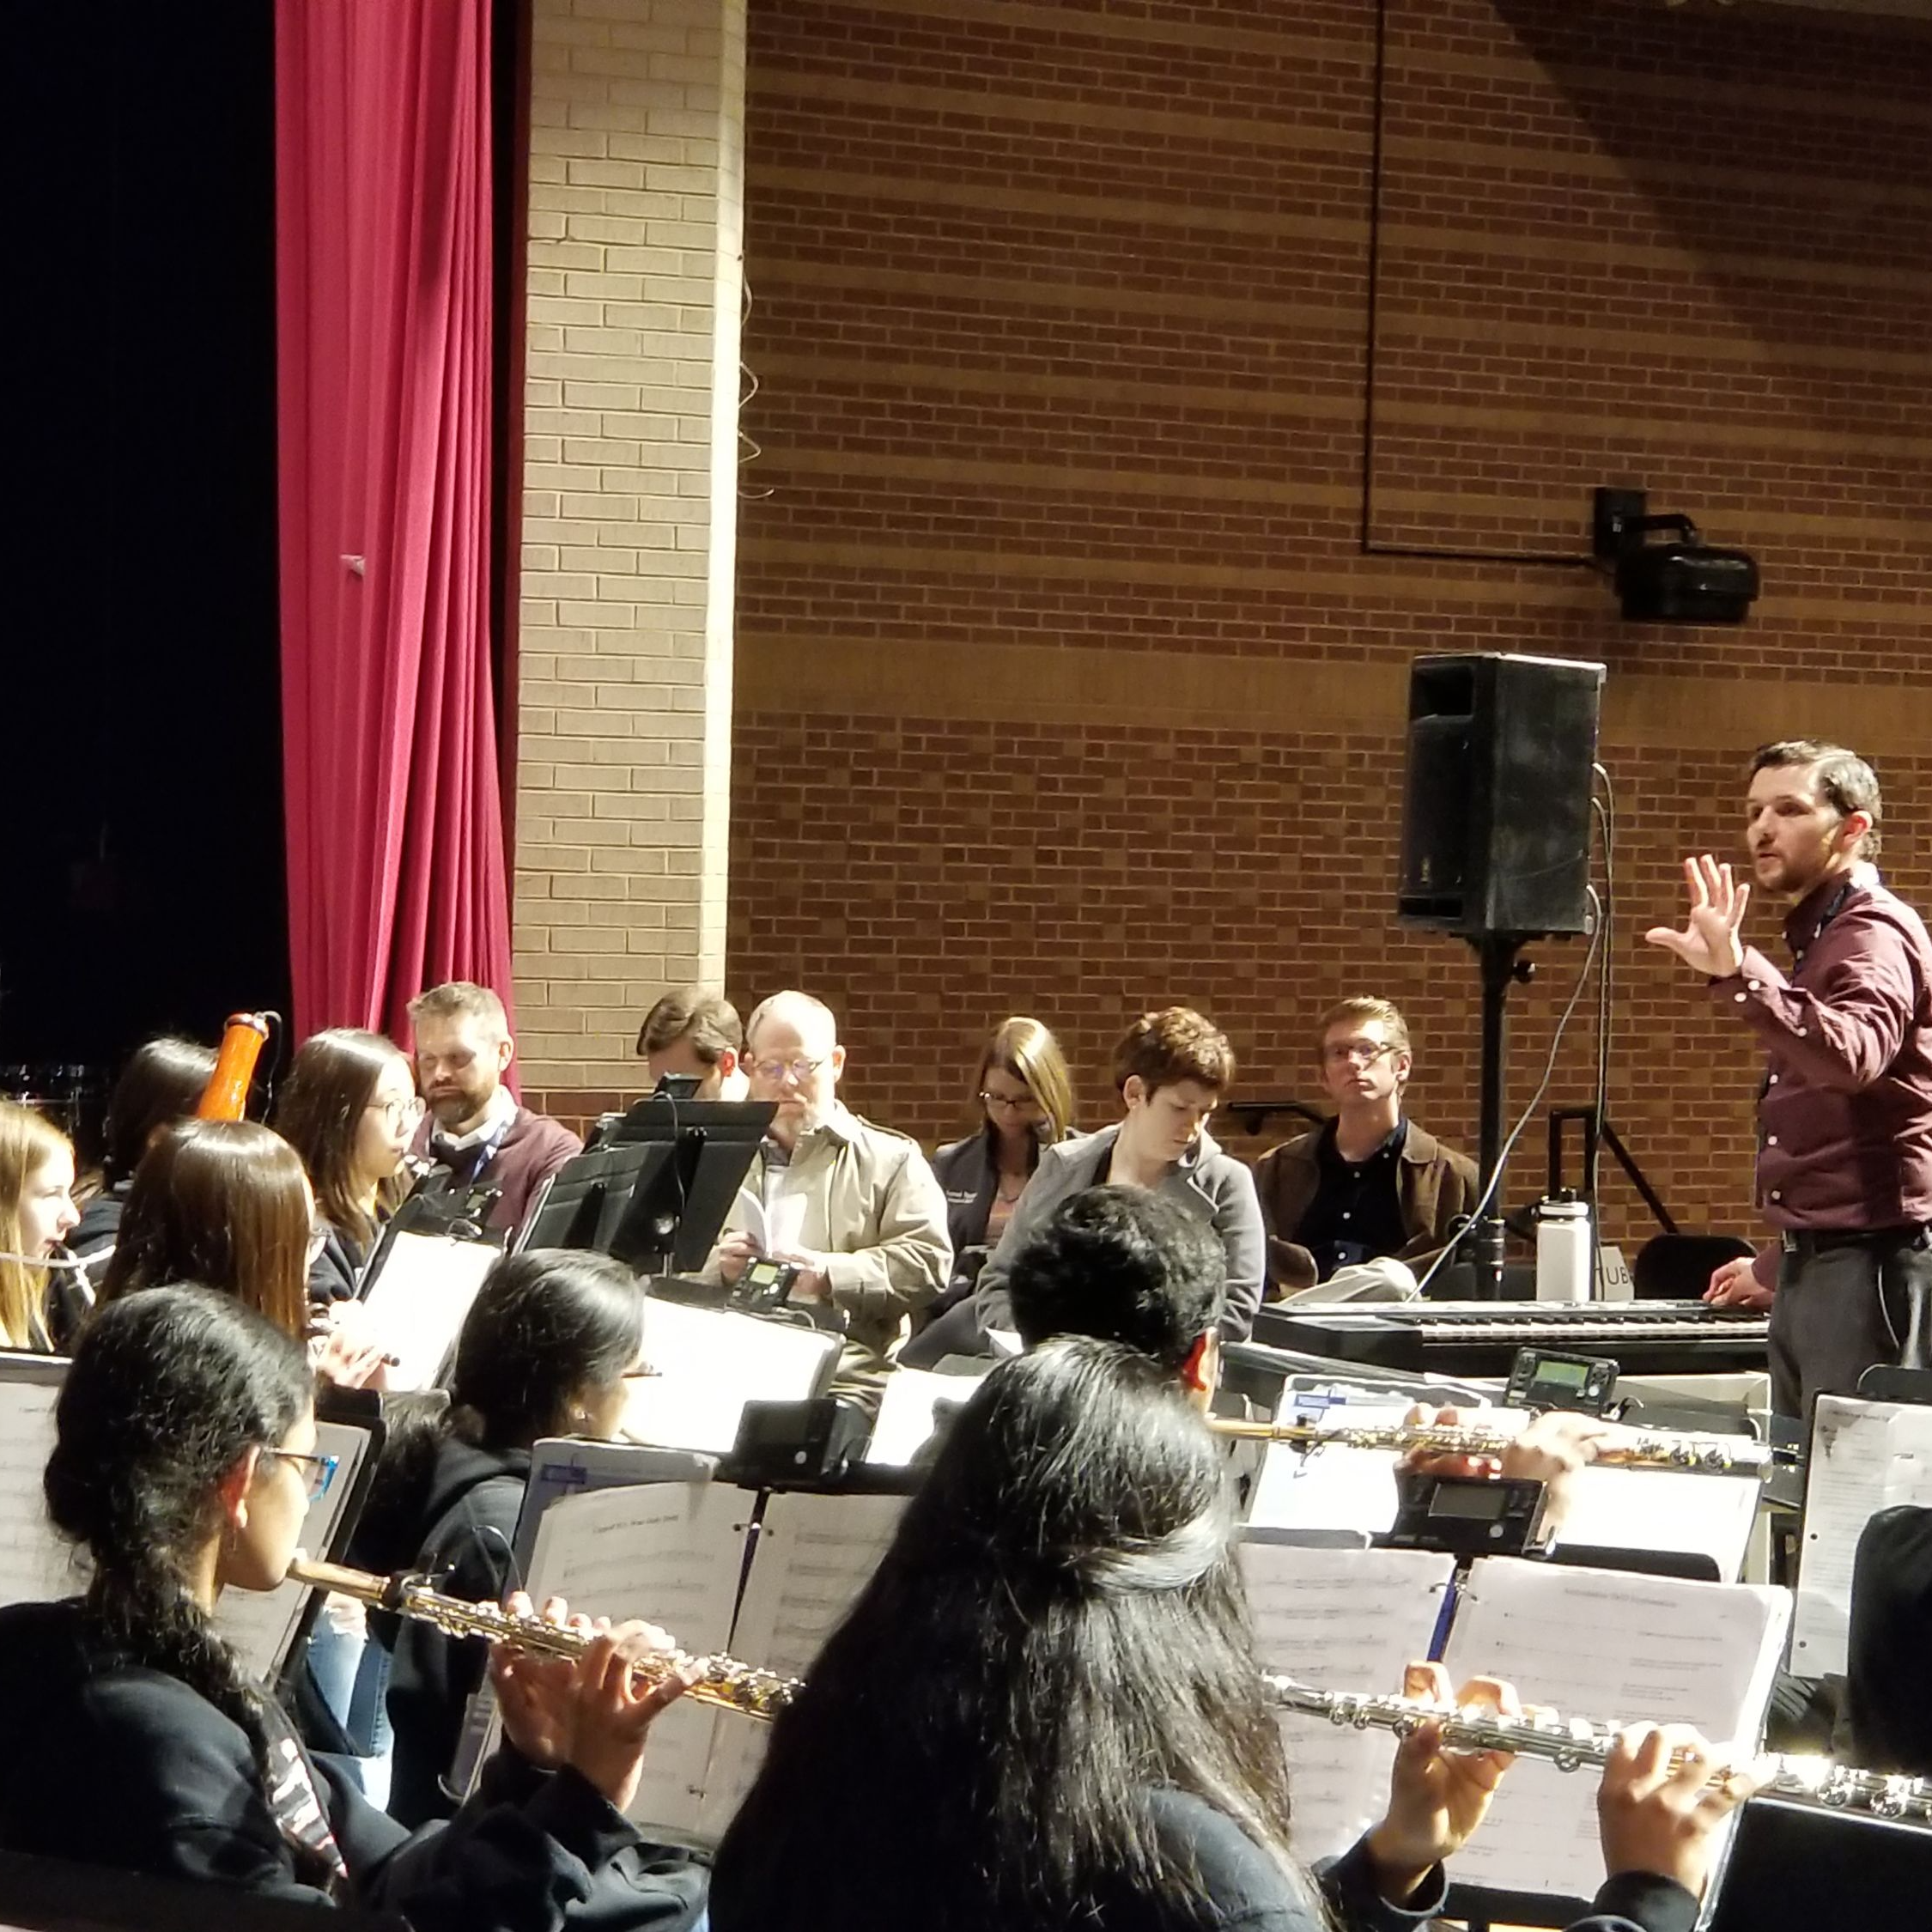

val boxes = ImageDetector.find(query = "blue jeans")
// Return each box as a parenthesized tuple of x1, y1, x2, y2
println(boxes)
(307, 1615, 395, 1806)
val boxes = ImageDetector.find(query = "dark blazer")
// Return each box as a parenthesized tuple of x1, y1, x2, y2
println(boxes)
(0, 1599, 706, 1931)
(928, 1126, 1064, 1317)
(377, 1437, 532, 1831)
(1252, 1121, 1479, 1296)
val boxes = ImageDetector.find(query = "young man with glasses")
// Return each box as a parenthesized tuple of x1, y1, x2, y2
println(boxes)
(698, 989, 951, 1410)
(1254, 998, 1477, 1297)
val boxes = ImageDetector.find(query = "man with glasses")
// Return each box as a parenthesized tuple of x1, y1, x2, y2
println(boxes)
(699, 990, 951, 1408)
(1254, 997, 1477, 1297)
(407, 981, 581, 1240)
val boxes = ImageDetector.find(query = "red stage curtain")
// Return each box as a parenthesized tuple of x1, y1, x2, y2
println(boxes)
(275, 0, 512, 1042)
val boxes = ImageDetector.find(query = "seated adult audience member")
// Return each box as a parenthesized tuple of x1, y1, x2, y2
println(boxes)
(68, 1036, 216, 1261)
(275, 1028, 421, 1304)
(927, 1016, 1075, 1315)
(349, 1249, 654, 1828)
(1255, 997, 1478, 1296)
(699, 990, 951, 1407)
(974, 1007, 1263, 1344)
(708, 1337, 1750, 1932)
(0, 1285, 709, 1927)
(0, 1101, 81, 1352)
(635, 987, 748, 1098)
(408, 981, 581, 1238)
(98, 1119, 385, 1387)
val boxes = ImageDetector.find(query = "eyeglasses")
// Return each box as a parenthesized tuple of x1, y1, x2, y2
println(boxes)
(1322, 1041, 1398, 1068)
(748, 1055, 827, 1085)
(263, 1448, 340, 1503)
(979, 1090, 1042, 1115)
(367, 1096, 426, 1132)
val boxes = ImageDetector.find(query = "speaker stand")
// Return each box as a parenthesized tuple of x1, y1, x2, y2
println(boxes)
(1464, 933, 1537, 1301)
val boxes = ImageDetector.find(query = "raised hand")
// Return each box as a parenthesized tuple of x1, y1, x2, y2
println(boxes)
(1364, 1662, 1519, 1901)
(1597, 1723, 1769, 1899)
(1644, 854, 1750, 980)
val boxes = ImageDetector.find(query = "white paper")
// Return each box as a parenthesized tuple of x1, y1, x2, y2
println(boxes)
(728, 1185, 805, 1260)
(863, 1364, 983, 1466)
(1560, 1467, 1762, 1583)
(0, 1374, 73, 1607)
(211, 1419, 374, 1683)
(1443, 1557, 1789, 1905)
(1238, 1541, 1455, 1862)
(625, 1299, 839, 1455)
(523, 1480, 753, 1838)
(359, 1231, 501, 1389)
(1793, 1394, 1932, 1674)
(697, 1490, 907, 1838)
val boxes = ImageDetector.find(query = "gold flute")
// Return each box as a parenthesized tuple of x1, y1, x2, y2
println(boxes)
(289, 1558, 802, 1721)
(1211, 1415, 1773, 1477)
(1266, 1676, 1932, 1826)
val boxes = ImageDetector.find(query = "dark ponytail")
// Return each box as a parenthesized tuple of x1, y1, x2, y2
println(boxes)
(44, 1285, 314, 1784)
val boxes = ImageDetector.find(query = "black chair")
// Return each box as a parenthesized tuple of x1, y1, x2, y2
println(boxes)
(1631, 1232, 1753, 1300)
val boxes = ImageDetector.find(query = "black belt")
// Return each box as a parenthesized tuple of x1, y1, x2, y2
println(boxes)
(1779, 1224, 1928, 1257)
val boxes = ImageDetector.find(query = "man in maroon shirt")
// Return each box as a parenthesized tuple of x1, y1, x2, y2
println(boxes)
(1647, 740, 1932, 1418)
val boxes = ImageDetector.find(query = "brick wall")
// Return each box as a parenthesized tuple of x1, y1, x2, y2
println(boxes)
(513, 0, 747, 1103)
(697, 0, 1932, 1245)
(522, 0, 1932, 1248)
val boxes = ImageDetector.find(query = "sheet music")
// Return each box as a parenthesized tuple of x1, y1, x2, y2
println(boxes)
(211, 1419, 373, 1683)
(625, 1299, 838, 1455)
(697, 1490, 908, 1838)
(0, 1376, 73, 1607)
(359, 1231, 500, 1389)
(1238, 1541, 1455, 1862)
(1443, 1558, 1790, 1905)
(514, 1437, 716, 1573)
(523, 1480, 752, 1837)
(863, 1364, 983, 1466)
(727, 1186, 805, 1259)
(1793, 1394, 1932, 1674)
(1244, 1403, 1419, 1533)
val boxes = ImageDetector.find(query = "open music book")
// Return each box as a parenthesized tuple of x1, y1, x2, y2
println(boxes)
(1792, 1393, 1932, 1676)
(1239, 1538, 1789, 1909)
(500, 1479, 907, 1840)
(623, 1298, 841, 1455)
(356, 1229, 501, 1390)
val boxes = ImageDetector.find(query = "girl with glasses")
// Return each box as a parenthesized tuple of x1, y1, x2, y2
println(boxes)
(0, 1286, 707, 1929)
(346, 1248, 656, 1830)
(275, 1028, 422, 1307)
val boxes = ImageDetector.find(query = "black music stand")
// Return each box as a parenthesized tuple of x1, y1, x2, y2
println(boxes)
(519, 1141, 671, 1260)
(603, 1097, 775, 1273)
(1708, 1796, 1932, 1929)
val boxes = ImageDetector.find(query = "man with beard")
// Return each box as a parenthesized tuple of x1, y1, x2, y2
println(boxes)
(1646, 740, 1932, 1419)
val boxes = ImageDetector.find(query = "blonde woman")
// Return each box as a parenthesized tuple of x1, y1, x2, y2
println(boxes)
(0, 1101, 81, 1351)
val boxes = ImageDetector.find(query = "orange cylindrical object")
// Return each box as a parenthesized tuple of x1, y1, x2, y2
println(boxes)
(196, 1012, 272, 1121)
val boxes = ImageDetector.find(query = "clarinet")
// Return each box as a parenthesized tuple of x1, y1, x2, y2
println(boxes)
(289, 1558, 801, 1720)
(1265, 1676, 1932, 1825)
(1211, 1416, 1772, 1476)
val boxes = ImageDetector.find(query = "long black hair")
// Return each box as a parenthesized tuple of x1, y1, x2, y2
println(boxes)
(711, 1336, 1309, 1932)
(351, 1249, 647, 1571)
(43, 1286, 314, 1783)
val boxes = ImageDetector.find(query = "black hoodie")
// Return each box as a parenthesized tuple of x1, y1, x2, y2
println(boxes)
(0, 1598, 705, 1929)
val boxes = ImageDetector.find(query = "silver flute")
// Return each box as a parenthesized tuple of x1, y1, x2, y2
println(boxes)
(1264, 1677, 1932, 1825)
(1212, 1416, 1772, 1477)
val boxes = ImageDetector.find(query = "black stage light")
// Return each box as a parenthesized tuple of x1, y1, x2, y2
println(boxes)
(1591, 487, 1760, 623)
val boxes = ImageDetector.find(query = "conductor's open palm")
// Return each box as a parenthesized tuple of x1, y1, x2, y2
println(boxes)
(1645, 855, 1748, 980)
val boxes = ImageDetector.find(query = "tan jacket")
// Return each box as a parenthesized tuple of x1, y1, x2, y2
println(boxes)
(1252, 1120, 1479, 1296)
(701, 1101, 952, 1397)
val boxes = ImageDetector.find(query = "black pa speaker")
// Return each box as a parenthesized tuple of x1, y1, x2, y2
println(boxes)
(1398, 653, 1605, 938)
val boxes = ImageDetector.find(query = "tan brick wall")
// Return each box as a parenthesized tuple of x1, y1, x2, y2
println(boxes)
(708, 0, 1932, 1245)
(513, 0, 747, 1095)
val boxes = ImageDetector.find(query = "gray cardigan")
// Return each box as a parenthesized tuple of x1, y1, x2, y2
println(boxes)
(971, 1123, 1264, 1343)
